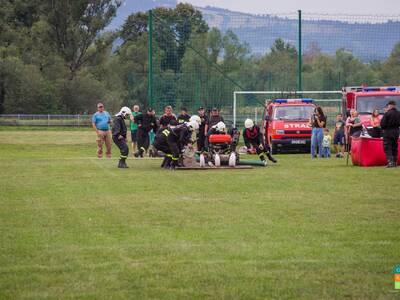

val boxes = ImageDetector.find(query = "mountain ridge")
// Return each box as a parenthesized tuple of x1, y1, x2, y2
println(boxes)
(108, 1, 400, 61)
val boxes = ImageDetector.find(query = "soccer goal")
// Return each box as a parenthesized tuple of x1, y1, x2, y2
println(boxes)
(232, 90, 342, 128)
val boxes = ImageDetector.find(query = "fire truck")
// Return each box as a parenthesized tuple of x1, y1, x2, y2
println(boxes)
(263, 99, 315, 154)
(342, 86, 400, 133)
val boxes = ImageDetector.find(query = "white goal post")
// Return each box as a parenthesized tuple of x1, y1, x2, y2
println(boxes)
(233, 90, 342, 128)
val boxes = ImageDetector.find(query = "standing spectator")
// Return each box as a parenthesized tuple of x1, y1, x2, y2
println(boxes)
(197, 107, 208, 152)
(205, 108, 225, 150)
(91, 102, 112, 158)
(207, 107, 224, 129)
(322, 128, 332, 158)
(134, 108, 158, 157)
(309, 106, 326, 158)
(345, 109, 363, 152)
(333, 113, 345, 158)
(346, 109, 363, 137)
(129, 104, 141, 154)
(177, 107, 191, 124)
(159, 105, 177, 129)
(112, 106, 131, 168)
(380, 101, 400, 167)
(370, 108, 382, 138)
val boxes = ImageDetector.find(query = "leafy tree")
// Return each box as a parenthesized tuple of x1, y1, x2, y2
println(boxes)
(258, 39, 298, 91)
(43, 0, 121, 79)
(381, 42, 400, 85)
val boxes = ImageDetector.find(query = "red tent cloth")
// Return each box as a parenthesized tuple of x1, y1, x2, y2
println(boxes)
(351, 136, 400, 167)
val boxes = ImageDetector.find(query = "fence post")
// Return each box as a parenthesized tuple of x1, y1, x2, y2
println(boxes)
(297, 10, 302, 92)
(233, 92, 237, 128)
(77, 114, 80, 126)
(148, 9, 154, 108)
(48, 114, 50, 126)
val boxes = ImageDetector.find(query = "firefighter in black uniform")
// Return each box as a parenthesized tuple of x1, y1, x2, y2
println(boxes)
(243, 118, 277, 166)
(134, 108, 158, 157)
(177, 107, 191, 124)
(112, 106, 131, 168)
(153, 121, 199, 169)
(197, 107, 209, 152)
(381, 100, 400, 167)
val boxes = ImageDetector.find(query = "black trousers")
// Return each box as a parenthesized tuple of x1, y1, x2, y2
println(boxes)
(383, 136, 398, 163)
(113, 136, 129, 158)
(153, 139, 171, 155)
(197, 133, 206, 151)
(137, 129, 150, 152)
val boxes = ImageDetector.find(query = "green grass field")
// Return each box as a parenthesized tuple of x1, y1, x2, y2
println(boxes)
(0, 128, 399, 299)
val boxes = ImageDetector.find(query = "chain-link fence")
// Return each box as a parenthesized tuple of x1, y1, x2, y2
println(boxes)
(125, 8, 399, 121)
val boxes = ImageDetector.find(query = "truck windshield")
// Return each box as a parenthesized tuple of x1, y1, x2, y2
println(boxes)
(357, 95, 400, 114)
(273, 106, 314, 120)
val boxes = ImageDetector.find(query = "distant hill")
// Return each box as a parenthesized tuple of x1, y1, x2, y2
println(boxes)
(107, 0, 177, 30)
(108, 2, 400, 61)
(199, 6, 400, 61)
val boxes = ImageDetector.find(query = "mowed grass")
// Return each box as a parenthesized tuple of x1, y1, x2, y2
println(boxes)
(0, 129, 399, 299)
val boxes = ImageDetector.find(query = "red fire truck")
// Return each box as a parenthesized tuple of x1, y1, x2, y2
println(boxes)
(263, 99, 315, 154)
(342, 86, 400, 132)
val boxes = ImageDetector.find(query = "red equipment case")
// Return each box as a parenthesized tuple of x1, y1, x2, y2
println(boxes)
(351, 136, 400, 167)
(209, 134, 232, 144)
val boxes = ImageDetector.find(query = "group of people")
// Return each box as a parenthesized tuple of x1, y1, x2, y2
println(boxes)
(92, 103, 277, 168)
(309, 101, 400, 167)
(92, 100, 399, 169)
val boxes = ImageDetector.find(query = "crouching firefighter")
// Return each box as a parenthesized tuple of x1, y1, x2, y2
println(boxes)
(243, 118, 277, 166)
(112, 106, 132, 168)
(153, 121, 199, 169)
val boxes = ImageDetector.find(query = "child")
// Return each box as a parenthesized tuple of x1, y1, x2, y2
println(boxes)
(333, 113, 345, 158)
(322, 128, 332, 158)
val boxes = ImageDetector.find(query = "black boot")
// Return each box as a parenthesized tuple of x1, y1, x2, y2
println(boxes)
(161, 156, 171, 168)
(266, 152, 277, 163)
(386, 156, 394, 168)
(169, 159, 178, 170)
(119, 158, 129, 168)
(259, 154, 267, 166)
(139, 147, 145, 158)
(118, 159, 124, 168)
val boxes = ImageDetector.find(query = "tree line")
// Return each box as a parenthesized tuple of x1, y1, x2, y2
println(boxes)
(1, 1, 399, 114)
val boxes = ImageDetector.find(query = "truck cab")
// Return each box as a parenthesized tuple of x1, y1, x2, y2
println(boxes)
(263, 99, 315, 154)
(342, 86, 400, 132)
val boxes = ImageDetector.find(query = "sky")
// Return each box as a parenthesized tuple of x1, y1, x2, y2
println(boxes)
(179, 0, 400, 15)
